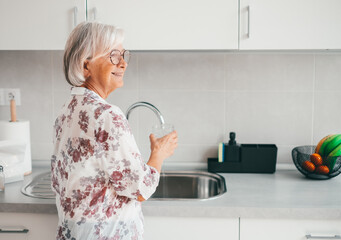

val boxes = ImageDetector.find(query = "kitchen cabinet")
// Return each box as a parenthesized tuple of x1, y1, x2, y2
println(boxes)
(0, 213, 58, 240)
(240, 218, 341, 240)
(86, 0, 239, 50)
(0, 228, 27, 240)
(0, 0, 86, 50)
(2, 0, 341, 51)
(144, 216, 239, 240)
(239, 0, 341, 50)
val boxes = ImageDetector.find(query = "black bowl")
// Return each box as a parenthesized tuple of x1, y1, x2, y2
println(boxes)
(292, 145, 341, 180)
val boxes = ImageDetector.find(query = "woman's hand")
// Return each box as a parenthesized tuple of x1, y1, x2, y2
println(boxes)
(147, 131, 178, 173)
(139, 131, 177, 202)
(150, 131, 178, 160)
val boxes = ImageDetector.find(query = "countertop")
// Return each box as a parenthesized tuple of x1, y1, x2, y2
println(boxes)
(1, 165, 341, 220)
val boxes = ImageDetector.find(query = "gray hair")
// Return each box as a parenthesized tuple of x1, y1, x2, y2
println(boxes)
(63, 21, 124, 86)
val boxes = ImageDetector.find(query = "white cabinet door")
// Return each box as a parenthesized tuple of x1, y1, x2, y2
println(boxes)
(239, 0, 341, 50)
(144, 216, 239, 240)
(0, 213, 58, 240)
(0, 230, 27, 240)
(0, 0, 86, 50)
(240, 219, 341, 240)
(87, 0, 239, 50)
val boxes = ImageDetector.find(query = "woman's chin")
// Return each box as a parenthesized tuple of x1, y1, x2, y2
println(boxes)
(110, 78, 124, 89)
(117, 80, 124, 88)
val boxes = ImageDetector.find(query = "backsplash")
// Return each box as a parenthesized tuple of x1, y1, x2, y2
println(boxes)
(0, 51, 340, 166)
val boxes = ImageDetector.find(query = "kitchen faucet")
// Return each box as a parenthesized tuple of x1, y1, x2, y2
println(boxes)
(125, 101, 165, 125)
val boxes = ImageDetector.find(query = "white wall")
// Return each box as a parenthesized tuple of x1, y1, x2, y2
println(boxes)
(0, 51, 340, 166)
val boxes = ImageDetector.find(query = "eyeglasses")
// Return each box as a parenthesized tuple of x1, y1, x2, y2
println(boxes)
(109, 49, 131, 65)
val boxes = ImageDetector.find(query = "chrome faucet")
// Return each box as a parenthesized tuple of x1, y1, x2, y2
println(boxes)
(125, 101, 165, 125)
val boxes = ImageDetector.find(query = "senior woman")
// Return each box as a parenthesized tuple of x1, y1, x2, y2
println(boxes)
(51, 21, 178, 240)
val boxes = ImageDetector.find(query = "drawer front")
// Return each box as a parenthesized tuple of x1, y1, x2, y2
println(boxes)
(240, 219, 341, 240)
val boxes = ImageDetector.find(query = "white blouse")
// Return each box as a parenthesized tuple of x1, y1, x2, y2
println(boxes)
(51, 87, 159, 240)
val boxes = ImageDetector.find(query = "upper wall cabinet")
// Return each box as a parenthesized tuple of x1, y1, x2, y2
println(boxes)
(239, 0, 341, 50)
(87, 0, 239, 50)
(2, 0, 340, 50)
(0, 0, 86, 50)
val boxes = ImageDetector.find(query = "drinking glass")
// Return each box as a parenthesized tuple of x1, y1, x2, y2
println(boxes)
(152, 123, 174, 138)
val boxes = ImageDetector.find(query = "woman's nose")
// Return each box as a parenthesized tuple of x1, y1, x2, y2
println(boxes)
(118, 57, 128, 68)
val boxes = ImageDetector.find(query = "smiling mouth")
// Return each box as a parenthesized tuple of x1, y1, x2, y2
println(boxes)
(112, 72, 123, 77)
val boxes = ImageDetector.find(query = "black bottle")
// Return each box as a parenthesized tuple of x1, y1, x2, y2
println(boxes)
(225, 132, 240, 162)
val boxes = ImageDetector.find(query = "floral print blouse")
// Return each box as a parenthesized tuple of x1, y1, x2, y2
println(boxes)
(51, 87, 160, 240)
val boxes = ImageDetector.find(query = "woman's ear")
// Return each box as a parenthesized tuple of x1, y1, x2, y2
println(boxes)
(83, 60, 90, 79)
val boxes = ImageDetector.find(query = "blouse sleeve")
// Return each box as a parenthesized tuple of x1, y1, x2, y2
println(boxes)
(95, 106, 160, 200)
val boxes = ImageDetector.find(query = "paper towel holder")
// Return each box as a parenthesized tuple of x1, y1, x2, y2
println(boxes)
(0, 120, 32, 176)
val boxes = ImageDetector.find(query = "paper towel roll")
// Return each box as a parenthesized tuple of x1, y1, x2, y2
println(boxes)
(0, 120, 32, 175)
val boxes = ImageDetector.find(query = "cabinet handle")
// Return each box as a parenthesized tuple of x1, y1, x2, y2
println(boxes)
(246, 5, 250, 38)
(306, 235, 341, 239)
(0, 227, 29, 234)
(73, 6, 78, 27)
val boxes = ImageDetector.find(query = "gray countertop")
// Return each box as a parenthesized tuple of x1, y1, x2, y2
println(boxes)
(1, 166, 341, 220)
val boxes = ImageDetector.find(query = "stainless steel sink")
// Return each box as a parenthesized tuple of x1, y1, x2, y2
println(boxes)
(21, 172, 55, 199)
(151, 171, 226, 200)
(21, 171, 226, 200)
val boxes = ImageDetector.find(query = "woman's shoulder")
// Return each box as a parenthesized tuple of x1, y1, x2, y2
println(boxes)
(93, 102, 132, 134)
(92, 101, 125, 122)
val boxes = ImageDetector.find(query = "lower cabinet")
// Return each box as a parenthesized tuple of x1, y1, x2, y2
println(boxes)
(1, 213, 340, 240)
(240, 219, 341, 240)
(0, 213, 58, 240)
(144, 216, 239, 240)
(0, 213, 240, 240)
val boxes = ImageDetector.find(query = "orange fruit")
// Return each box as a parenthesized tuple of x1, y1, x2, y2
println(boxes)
(316, 165, 330, 175)
(310, 153, 323, 166)
(302, 161, 315, 172)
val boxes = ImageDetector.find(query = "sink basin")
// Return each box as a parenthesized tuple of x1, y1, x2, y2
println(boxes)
(150, 171, 226, 200)
(21, 171, 226, 200)
(21, 172, 55, 199)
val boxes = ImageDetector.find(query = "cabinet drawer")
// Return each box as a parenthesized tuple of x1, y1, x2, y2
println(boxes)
(0, 213, 58, 240)
(0, 233, 27, 240)
(240, 219, 341, 240)
(144, 216, 239, 240)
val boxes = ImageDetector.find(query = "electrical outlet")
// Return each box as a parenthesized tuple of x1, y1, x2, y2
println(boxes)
(3, 88, 21, 106)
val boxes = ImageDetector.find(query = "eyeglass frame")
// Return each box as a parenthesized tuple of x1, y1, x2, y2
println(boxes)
(109, 49, 131, 65)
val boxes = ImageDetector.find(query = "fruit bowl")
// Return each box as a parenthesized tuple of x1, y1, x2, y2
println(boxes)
(292, 146, 341, 180)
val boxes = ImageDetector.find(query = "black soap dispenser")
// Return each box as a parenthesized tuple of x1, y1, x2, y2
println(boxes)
(225, 132, 240, 162)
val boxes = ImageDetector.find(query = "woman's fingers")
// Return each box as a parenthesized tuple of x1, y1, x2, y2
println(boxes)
(149, 130, 178, 159)
(149, 133, 156, 142)
(163, 130, 177, 138)
(170, 130, 177, 137)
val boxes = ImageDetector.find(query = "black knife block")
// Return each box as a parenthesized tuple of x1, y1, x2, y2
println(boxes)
(208, 144, 277, 173)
